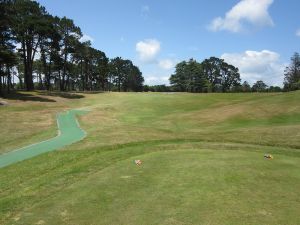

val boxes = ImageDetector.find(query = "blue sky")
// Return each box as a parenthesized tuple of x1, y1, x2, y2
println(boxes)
(37, 0, 300, 86)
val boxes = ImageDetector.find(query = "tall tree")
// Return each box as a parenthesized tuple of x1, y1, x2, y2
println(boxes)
(170, 57, 240, 93)
(252, 80, 268, 92)
(220, 62, 241, 92)
(201, 57, 241, 92)
(72, 40, 87, 90)
(169, 61, 188, 92)
(57, 17, 82, 91)
(13, 0, 50, 90)
(38, 15, 61, 90)
(97, 51, 109, 91)
(109, 57, 143, 92)
(242, 81, 251, 92)
(123, 65, 144, 91)
(284, 52, 300, 91)
(186, 59, 207, 92)
(109, 57, 126, 92)
(0, 0, 17, 95)
(202, 57, 223, 91)
(1, 0, 144, 92)
(91, 48, 109, 91)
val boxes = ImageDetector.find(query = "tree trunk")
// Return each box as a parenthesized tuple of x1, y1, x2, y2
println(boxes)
(7, 67, 11, 94)
(0, 78, 2, 96)
(19, 76, 23, 89)
(22, 40, 29, 90)
(22, 34, 40, 91)
(65, 74, 70, 91)
(22, 39, 35, 91)
(61, 52, 68, 91)
(26, 62, 34, 90)
(58, 70, 61, 91)
(60, 74, 65, 91)
(38, 72, 43, 89)
(26, 39, 34, 91)
(45, 59, 52, 91)
(12, 71, 14, 88)
(0, 63, 2, 96)
(89, 76, 93, 91)
(101, 78, 105, 91)
(108, 76, 112, 92)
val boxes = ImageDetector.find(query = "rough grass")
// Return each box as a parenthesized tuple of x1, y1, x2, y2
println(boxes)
(1, 91, 300, 224)
(0, 91, 91, 153)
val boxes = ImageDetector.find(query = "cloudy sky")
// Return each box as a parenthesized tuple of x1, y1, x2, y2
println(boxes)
(37, 0, 300, 87)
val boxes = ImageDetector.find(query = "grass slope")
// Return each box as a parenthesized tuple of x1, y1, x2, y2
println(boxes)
(1, 91, 300, 224)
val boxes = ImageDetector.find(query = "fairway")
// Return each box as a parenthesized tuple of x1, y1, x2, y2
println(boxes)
(1, 91, 300, 225)
(2, 0, 300, 224)
(0, 109, 87, 168)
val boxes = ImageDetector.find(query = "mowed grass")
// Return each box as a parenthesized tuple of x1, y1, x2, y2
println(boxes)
(76, 91, 300, 149)
(1, 91, 300, 224)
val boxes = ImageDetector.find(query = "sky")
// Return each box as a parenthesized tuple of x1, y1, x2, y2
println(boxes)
(37, 0, 300, 87)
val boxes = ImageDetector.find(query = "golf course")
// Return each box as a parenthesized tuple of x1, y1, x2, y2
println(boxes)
(1, 91, 300, 225)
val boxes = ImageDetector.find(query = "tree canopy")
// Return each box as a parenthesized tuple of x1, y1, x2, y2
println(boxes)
(0, 0, 296, 95)
(0, 0, 144, 94)
(284, 52, 300, 91)
(170, 57, 241, 93)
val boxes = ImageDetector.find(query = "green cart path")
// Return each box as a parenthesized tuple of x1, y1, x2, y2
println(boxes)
(0, 109, 88, 168)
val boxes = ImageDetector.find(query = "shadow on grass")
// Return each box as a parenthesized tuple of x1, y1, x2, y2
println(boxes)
(39, 91, 85, 99)
(2, 92, 56, 102)
(75, 91, 105, 95)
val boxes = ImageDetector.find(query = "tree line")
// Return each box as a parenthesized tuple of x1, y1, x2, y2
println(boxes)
(164, 52, 300, 93)
(144, 80, 281, 93)
(1, 1, 299, 95)
(167, 57, 280, 93)
(0, 0, 144, 96)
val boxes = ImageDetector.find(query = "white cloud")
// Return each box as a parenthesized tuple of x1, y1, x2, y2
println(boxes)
(296, 29, 300, 37)
(221, 50, 285, 86)
(209, 0, 274, 32)
(136, 39, 161, 62)
(158, 59, 176, 70)
(145, 75, 169, 85)
(80, 34, 94, 43)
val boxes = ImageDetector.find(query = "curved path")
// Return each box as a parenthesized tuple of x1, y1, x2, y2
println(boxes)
(0, 109, 87, 168)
